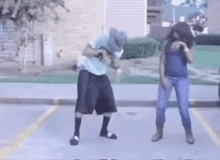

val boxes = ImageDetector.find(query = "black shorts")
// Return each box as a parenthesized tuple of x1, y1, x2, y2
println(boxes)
(75, 70, 117, 115)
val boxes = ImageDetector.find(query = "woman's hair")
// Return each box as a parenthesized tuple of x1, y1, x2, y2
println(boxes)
(165, 22, 194, 52)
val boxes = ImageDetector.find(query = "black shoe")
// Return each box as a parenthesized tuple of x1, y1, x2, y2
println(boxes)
(151, 132, 163, 142)
(70, 135, 80, 146)
(99, 131, 117, 139)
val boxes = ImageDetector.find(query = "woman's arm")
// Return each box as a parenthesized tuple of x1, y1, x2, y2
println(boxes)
(171, 41, 195, 64)
(159, 41, 166, 80)
(159, 41, 169, 88)
(159, 54, 165, 80)
(159, 52, 168, 84)
(184, 45, 195, 64)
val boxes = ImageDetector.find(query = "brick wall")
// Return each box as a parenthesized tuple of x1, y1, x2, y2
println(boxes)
(45, 0, 105, 64)
(105, 0, 147, 38)
(207, 0, 220, 34)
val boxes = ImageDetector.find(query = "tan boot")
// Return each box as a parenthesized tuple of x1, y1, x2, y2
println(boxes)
(185, 129, 195, 144)
(151, 127, 163, 142)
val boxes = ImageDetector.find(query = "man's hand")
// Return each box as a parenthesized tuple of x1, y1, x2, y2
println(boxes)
(116, 68, 122, 76)
(98, 49, 112, 65)
(115, 68, 122, 83)
(110, 59, 120, 69)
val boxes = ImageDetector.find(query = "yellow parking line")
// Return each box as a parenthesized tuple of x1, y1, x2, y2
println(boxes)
(0, 105, 59, 160)
(192, 108, 220, 149)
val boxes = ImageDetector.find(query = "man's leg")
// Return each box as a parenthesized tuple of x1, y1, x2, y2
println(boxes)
(74, 112, 83, 137)
(70, 70, 97, 146)
(97, 75, 117, 139)
(99, 112, 117, 139)
(70, 112, 83, 146)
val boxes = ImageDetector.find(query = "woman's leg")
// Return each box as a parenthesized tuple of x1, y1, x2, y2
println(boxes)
(152, 80, 172, 142)
(174, 78, 195, 144)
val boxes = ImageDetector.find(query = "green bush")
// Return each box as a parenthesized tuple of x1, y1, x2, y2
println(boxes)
(195, 34, 220, 45)
(121, 37, 160, 59)
(151, 37, 164, 51)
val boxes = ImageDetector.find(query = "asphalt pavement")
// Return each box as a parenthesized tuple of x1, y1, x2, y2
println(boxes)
(0, 83, 219, 159)
(0, 105, 220, 159)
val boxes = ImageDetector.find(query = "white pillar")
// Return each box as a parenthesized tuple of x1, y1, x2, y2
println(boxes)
(43, 32, 54, 66)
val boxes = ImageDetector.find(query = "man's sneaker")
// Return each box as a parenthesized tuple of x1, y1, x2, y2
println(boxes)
(70, 135, 80, 146)
(99, 131, 117, 139)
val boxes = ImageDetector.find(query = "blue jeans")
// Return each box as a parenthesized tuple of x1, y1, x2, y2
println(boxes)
(156, 77, 191, 129)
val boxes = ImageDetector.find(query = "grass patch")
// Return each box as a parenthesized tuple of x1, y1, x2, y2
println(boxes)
(195, 45, 220, 70)
(0, 45, 218, 85)
(0, 69, 217, 85)
(190, 78, 218, 86)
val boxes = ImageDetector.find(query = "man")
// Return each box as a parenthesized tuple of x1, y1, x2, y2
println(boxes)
(70, 28, 127, 146)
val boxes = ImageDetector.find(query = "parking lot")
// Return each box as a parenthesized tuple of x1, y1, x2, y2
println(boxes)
(0, 104, 220, 159)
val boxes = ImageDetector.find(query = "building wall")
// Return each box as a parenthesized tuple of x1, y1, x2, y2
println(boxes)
(104, 0, 147, 38)
(149, 24, 171, 41)
(207, 0, 220, 34)
(0, 19, 19, 61)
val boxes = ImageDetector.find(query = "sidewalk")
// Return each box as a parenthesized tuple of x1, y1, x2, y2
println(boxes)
(0, 83, 219, 107)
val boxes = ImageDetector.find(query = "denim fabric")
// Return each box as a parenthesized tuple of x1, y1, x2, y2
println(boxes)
(156, 77, 191, 129)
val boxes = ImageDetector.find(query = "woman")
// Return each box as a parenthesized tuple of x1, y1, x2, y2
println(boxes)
(69, 28, 127, 146)
(151, 22, 195, 144)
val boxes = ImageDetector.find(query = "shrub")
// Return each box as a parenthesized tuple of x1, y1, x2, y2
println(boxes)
(121, 37, 160, 59)
(195, 34, 220, 45)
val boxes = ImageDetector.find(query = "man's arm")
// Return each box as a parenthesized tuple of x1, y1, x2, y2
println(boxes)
(82, 43, 112, 65)
(82, 43, 101, 57)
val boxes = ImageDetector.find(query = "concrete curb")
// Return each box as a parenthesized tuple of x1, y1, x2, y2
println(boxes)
(0, 98, 219, 107)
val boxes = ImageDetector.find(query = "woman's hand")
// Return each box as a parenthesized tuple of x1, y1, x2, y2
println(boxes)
(171, 41, 189, 52)
(171, 41, 194, 63)
(161, 77, 170, 89)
